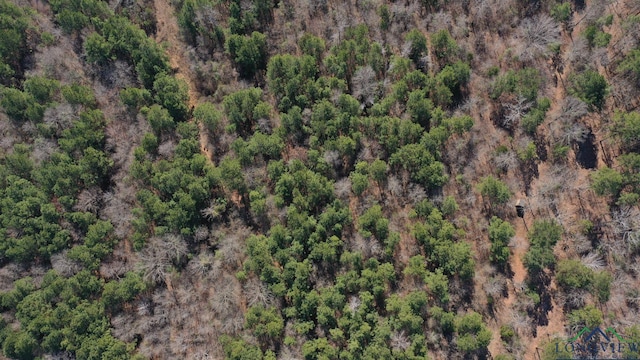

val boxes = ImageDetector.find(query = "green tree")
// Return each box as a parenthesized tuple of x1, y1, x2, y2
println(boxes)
(555, 259, 593, 290)
(477, 176, 511, 208)
(143, 104, 175, 135)
(79, 147, 113, 187)
(153, 73, 189, 121)
(4, 143, 33, 179)
(569, 69, 608, 110)
(298, 33, 325, 62)
(523, 220, 562, 277)
(568, 304, 602, 328)
(102, 272, 146, 310)
(389, 143, 447, 190)
(302, 337, 338, 360)
(593, 271, 612, 303)
(193, 102, 221, 133)
(2, 330, 37, 360)
(23, 76, 60, 104)
(359, 204, 389, 241)
(61, 84, 97, 107)
(619, 49, 640, 82)
(0, 87, 45, 122)
(245, 305, 284, 344)
(436, 61, 470, 103)
(0, 0, 30, 85)
(133, 40, 171, 88)
(226, 31, 268, 78)
(488, 216, 515, 267)
(405, 29, 427, 65)
(590, 167, 623, 198)
(221, 338, 266, 360)
(219, 157, 247, 194)
(350, 171, 369, 196)
(455, 312, 492, 353)
(378, 5, 390, 31)
(424, 269, 450, 303)
(120, 87, 151, 110)
(406, 90, 434, 128)
(84, 33, 114, 64)
(223, 87, 269, 137)
(541, 337, 572, 360)
(0, 277, 34, 310)
(611, 111, 640, 151)
(490, 68, 541, 102)
(266, 54, 318, 111)
(431, 29, 458, 66)
(551, 2, 572, 27)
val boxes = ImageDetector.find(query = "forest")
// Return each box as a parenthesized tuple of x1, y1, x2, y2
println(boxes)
(1, 0, 640, 359)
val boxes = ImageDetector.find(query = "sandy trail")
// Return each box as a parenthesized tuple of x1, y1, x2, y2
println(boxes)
(153, 0, 214, 164)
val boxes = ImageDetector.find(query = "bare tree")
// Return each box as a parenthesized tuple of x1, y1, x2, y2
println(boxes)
(611, 207, 640, 250)
(510, 310, 533, 336)
(50, 250, 82, 277)
(187, 251, 216, 278)
(517, 14, 560, 61)
(560, 289, 588, 312)
(43, 103, 75, 135)
(391, 330, 411, 351)
(610, 74, 640, 111)
(427, 11, 453, 33)
(257, 117, 272, 134)
(471, 0, 497, 31)
(333, 178, 351, 201)
(352, 65, 377, 107)
(349, 232, 382, 259)
(158, 140, 177, 158)
(101, 190, 134, 239)
(277, 344, 302, 360)
(554, 96, 589, 122)
(388, 2, 418, 44)
(137, 234, 188, 284)
(387, 176, 403, 198)
(31, 137, 58, 165)
(20, 121, 38, 137)
(36, 43, 85, 82)
(74, 187, 102, 214)
(357, 139, 384, 163)
(484, 274, 507, 300)
(407, 183, 427, 204)
(43, 352, 75, 360)
(562, 123, 590, 146)
(348, 295, 361, 313)
(213, 221, 250, 270)
(581, 252, 606, 271)
(566, 37, 590, 70)
(217, 312, 244, 335)
(494, 150, 518, 173)
(111, 312, 140, 342)
(201, 198, 226, 222)
(503, 96, 532, 129)
(191, 3, 224, 57)
(193, 226, 210, 243)
(243, 277, 275, 307)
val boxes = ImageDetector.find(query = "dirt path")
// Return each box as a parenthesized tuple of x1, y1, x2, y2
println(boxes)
(487, 203, 530, 358)
(153, 0, 214, 164)
(507, 211, 529, 304)
(510, 209, 565, 359)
